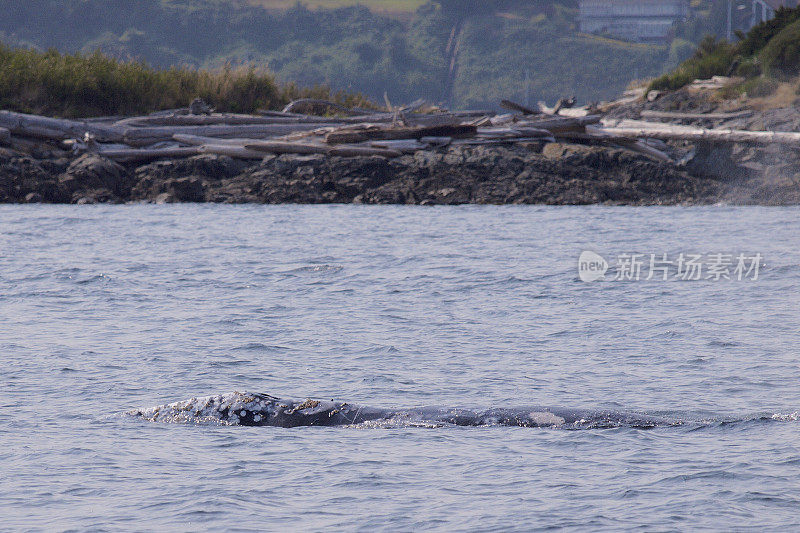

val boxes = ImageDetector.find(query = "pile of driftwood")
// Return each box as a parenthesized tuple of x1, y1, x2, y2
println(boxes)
(0, 95, 797, 164)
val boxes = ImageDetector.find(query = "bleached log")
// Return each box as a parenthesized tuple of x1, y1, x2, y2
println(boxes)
(328, 145, 403, 158)
(626, 140, 673, 162)
(476, 127, 554, 139)
(369, 139, 428, 152)
(116, 113, 349, 127)
(201, 144, 267, 159)
(639, 110, 754, 121)
(172, 134, 252, 146)
(99, 146, 203, 162)
(0, 110, 125, 142)
(325, 124, 476, 145)
(244, 140, 404, 158)
(489, 114, 517, 126)
(599, 119, 800, 145)
(243, 140, 329, 155)
(556, 108, 591, 117)
(453, 137, 555, 146)
(122, 123, 334, 146)
(518, 115, 602, 133)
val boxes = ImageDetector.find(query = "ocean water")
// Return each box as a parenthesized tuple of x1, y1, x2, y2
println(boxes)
(1, 204, 799, 531)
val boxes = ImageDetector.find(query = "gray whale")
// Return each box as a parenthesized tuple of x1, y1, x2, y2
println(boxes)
(132, 392, 681, 429)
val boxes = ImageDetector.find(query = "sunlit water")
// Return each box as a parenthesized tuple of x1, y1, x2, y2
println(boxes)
(1, 205, 799, 531)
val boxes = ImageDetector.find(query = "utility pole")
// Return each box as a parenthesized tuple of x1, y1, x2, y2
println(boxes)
(727, 0, 733, 41)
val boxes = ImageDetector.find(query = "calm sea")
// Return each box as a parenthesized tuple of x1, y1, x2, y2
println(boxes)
(1, 205, 799, 531)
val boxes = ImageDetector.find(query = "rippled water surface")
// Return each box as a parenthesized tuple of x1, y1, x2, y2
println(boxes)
(2, 205, 799, 531)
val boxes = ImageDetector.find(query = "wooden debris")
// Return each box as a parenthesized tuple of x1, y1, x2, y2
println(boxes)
(201, 144, 268, 159)
(325, 124, 477, 145)
(639, 110, 754, 121)
(0, 110, 124, 142)
(115, 113, 347, 127)
(525, 115, 602, 133)
(538, 96, 576, 116)
(98, 146, 203, 162)
(500, 99, 539, 115)
(600, 119, 800, 146)
(122, 123, 334, 146)
(243, 140, 329, 155)
(688, 76, 744, 91)
(328, 145, 403, 158)
(369, 139, 429, 153)
(4, 94, 790, 168)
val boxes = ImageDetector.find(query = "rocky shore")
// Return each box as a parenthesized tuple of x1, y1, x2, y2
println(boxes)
(2, 91, 799, 206)
(2, 142, 724, 205)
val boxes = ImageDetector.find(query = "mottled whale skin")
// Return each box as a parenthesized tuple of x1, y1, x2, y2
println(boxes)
(133, 392, 680, 429)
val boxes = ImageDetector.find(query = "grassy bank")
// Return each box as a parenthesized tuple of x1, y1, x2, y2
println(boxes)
(649, 6, 800, 97)
(0, 44, 369, 117)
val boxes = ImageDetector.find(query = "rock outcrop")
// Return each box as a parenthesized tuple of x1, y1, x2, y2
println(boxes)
(0, 138, 795, 205)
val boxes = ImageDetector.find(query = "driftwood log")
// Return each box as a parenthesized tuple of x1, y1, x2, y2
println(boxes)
(325, 124, 477, 144)
(524, 115, 602, 134)
(639, 110, 754, 121)
(201, 144, 267, 159)
(115, 113, 347, 127)
(500, 99, 539, 115)
(243, 140, 329, 155)
(122, 123, 334, 146)
(98, 146, 203, 162)
(328, 145, 403, 158)
(599, 119, 800, 145)
(0, 110, 124, 142)
(244, 140, 403, 158)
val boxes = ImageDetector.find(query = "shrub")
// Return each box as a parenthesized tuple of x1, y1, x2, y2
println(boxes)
(738, 7, 800, 57)
(739, 76, 781, 97)
(759, 19, 800, 77)
(0, 44, 371, 117)
(648, 36, 735, 92)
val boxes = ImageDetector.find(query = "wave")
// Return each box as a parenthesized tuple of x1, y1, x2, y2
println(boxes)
(128, 392, 797, 430)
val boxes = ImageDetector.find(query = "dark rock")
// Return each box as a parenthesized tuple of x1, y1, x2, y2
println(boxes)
(60, 154, 129, 197)
(167, 177, 205, 202)
(684, 142, 751, 181)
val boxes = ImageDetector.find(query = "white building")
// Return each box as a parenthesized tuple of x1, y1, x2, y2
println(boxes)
(752, 0, 799, 25)
(579, 0, 690, 43)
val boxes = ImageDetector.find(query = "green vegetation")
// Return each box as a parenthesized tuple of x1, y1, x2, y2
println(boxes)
(0, 0, 674, 110)
(0, 44, 368, 117)
(648, 36, 736, 92)
(650, 6, 800, 95)
(12, 0, 787, 111)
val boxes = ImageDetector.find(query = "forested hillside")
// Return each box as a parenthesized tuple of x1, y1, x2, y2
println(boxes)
(1, 1, 685, 108)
